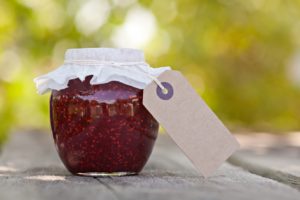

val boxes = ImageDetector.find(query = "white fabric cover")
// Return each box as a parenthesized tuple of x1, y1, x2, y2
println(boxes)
(34, 48, 170, 94)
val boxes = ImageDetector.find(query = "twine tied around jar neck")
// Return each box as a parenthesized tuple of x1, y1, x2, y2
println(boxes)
(64, 59, 168, 94)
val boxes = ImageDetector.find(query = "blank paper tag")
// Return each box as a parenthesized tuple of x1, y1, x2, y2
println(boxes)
(143, 70, 240, 177)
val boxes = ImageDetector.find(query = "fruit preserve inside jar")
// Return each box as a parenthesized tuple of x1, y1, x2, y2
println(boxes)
(50, 75, 159, 176)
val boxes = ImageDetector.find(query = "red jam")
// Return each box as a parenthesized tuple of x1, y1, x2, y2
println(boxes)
(50, 75, 159, 176)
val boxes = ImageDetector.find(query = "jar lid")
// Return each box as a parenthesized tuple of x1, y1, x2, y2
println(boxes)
(34, 48, 170, 94)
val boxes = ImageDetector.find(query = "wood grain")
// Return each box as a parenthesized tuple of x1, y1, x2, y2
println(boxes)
(229, 133, 300, 190)
(0, 131, 299, 200)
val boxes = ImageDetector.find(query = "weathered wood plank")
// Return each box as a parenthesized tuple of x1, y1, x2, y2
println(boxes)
(97, 134, 300, 200)
(0, 131, 299, 200)
(229, 133, 300, 190)
(0, 132, 117, 200)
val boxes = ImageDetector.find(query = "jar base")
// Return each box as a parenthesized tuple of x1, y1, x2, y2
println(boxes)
(76, 171, 137, 177)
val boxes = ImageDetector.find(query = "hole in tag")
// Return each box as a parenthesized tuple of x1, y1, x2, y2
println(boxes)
(156, 82, 173, 100)
(162, 88, 168, 94)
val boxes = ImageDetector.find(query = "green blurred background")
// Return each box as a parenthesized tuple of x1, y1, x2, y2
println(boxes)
(1, 0, 300, 144)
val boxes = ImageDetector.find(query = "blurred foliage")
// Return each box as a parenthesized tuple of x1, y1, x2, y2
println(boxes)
(1, 0, 300, 144)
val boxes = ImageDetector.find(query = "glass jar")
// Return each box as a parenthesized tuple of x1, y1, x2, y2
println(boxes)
(50, 74, 159, 176)
(34, 48, 172, 177)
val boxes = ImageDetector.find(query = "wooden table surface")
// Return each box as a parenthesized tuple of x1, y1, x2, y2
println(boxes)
(0, 131, 299, 200)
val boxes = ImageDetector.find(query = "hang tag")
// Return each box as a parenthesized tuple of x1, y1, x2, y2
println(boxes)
(143, 70, 240, 177)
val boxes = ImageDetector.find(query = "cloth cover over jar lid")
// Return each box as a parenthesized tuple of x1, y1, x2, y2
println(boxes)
(34, 48, 170, 94)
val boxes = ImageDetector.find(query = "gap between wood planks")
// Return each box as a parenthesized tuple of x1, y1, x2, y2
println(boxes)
(229, 133, 300, 191)
(228, 156, 300, 190)
(0, 131, 300, 200)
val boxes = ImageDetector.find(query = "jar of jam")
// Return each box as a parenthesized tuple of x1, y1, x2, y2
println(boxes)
(35, 48, 170, 176)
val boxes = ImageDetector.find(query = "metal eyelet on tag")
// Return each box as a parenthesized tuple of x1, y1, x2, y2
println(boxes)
(156, 82, 174, 100)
